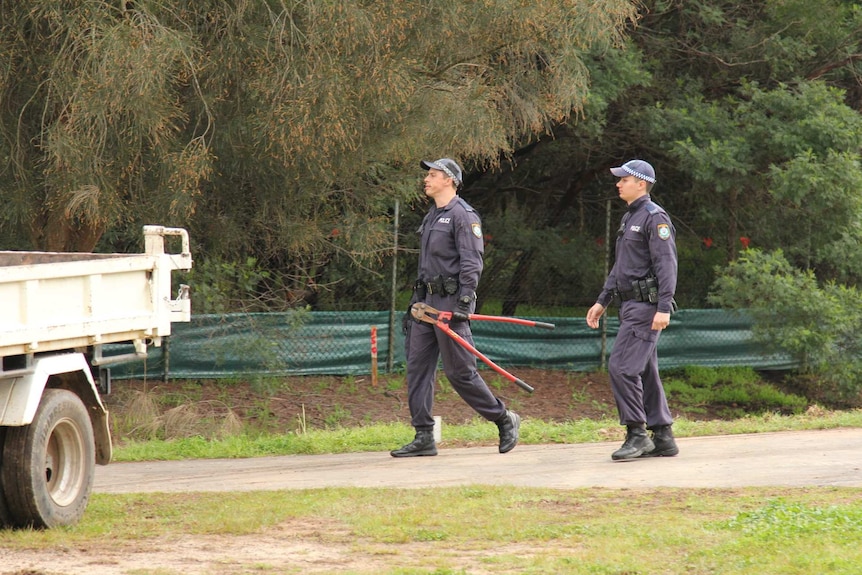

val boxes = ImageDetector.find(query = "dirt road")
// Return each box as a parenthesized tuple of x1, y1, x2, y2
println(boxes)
(95, 428, 862, 493)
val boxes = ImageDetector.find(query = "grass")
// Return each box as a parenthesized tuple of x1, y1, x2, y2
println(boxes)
(662, 366, 809, 418)
(3, 486, 862, 574)
(8, 366, 862, 573)
(111, 408, 862, 462)
(108, 365, 842, 462)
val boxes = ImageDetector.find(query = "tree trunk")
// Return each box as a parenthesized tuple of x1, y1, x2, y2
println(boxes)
(33, 212, 105, 253)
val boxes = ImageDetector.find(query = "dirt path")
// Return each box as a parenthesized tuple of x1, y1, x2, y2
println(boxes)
(6, 429, 861, 575)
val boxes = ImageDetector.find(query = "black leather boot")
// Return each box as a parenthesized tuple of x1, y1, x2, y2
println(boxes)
(496, 410, 520, 454)
(390, 429, 437, 457)
(611, 424, 655, 461)
(643, 424, 679, 457)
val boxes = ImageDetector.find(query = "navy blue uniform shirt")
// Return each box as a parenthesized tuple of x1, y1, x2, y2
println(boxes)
(597, 195, 678, 314)
(417, 196, 484, 301)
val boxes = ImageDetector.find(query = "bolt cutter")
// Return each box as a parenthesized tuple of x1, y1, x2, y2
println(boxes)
(410, 302, 556, 393)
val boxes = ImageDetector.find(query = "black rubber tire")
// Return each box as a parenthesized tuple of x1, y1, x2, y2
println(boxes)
(0, 426, 12, 527)
(1, 389, 95, 528)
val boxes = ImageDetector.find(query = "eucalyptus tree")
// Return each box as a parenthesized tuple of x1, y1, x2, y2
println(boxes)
(0, 1, 211, 251)
(0, 0, 637, 311)
(193, 0, 638, 310)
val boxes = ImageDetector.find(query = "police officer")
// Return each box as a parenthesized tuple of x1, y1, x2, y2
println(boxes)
(585, 159, 679, 461)
(391, 158, 520, 457)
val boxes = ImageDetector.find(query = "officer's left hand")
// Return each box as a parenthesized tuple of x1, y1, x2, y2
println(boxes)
(450, 297, 471, 323)
(652, 311, 671, 331)
(586, 303, 605, 329)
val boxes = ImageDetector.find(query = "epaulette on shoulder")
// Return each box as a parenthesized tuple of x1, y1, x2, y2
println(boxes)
(458, 197, 476, 212)
(646, 201, 664, 215)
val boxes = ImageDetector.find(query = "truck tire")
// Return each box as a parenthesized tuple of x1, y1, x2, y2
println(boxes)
(0, 427, 12, 527)
(1, 389, 95, 528)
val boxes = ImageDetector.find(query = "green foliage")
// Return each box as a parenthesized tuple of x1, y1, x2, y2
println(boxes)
(0, 1, 212, 251)
(323, 404, 352, 429)
(189, 257, 272, 314)
(709, 249, 862, 398)
(0, 0, 638, 311)
(5, 0, 862, 319)
(462, 0, 862, 311)
(675, 238, 728, 308)
(662, 366, 807, 417)
(646, 81, 862, 280)
(478, 206, 608, 311)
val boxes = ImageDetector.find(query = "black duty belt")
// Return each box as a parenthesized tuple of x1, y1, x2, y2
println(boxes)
(616, 289, 640, 302)
(415, 275, 459, 296)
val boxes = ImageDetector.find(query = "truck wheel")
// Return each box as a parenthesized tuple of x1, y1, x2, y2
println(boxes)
(0, 427, 12, 527)
(1, 389, 95, 528)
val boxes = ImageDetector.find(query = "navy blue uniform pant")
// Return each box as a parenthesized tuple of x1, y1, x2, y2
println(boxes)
(608, 301, 674, 427)
(405, 298, 506, 429)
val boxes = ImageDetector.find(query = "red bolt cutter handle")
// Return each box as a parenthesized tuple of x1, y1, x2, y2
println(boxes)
(409, 303, 540, 393)
(467, 314, 555, 330)
(410, 303, 555, 330)
(436, 319, 535, 393)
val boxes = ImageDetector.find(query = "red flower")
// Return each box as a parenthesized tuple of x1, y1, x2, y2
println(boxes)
(702, 237, 713, 248)
(739, 236, 750, 249)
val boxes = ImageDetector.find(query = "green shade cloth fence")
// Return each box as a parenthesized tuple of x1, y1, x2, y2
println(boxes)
(105, 309, 794, 380)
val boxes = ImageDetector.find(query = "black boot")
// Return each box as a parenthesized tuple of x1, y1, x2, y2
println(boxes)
(642, 424, 679, 457)
(390, 429, 437, 457)
(496, 410, 520, 454)
(612, 424, 655, 461)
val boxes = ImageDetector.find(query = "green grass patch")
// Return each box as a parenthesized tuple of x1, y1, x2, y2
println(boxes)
(4, 487, 862, 574)
(112, 408, 862, 462)
(663, 366, 808, 418)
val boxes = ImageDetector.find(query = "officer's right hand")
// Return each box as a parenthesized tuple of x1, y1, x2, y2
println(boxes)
(450, 297, 471, 322)
(586, 303, 605, 329)
(451, 310, 469, 322)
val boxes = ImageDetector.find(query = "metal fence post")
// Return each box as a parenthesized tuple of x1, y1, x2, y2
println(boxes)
(601, 198, 611, 370)
(163, 336, 171, 382)
(387, 199, 400, 372)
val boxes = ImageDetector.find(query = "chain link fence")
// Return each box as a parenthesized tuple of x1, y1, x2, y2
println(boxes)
(108, 309, 794, 381)
(166, 199, 756, 379)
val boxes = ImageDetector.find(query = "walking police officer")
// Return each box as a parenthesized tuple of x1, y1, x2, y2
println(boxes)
(586, 159, 679, 460)
(391, 158, 520, 457)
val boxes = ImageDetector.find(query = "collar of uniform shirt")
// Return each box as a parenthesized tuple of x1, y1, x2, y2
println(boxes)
(627, 195, 650, 212)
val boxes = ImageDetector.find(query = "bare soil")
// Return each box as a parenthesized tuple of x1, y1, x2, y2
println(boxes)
(101, 368, 732, 440)
(97, 369, 626, 441)
(229, 368, 624, 429)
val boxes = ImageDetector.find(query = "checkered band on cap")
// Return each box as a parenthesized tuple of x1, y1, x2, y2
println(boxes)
(621, 164, 655, 183)
(421, 158, 463, 186)
(435, 162, 458, 181)
(610, 160, 656, 184)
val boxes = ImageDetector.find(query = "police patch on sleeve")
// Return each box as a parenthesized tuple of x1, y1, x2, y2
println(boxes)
(471, 223, 483, 238)
(657, 223, 671, 240)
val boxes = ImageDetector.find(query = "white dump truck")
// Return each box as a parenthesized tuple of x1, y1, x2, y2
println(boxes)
(0, 225, 192, 528)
